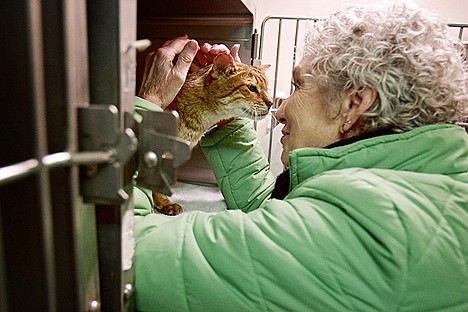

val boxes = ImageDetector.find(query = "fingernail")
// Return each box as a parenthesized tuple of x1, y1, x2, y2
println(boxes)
(187, 40, 198, 51)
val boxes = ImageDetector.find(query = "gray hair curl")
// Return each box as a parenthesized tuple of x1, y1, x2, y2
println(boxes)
(300, 0, 468, 133)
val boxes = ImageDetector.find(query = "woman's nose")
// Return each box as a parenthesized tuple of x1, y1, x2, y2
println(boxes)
(274, 98, 288, 124)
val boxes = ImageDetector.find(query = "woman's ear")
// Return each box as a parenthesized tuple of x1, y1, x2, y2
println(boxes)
(341, 87, 378, 133)
(211, 52, 236, 79)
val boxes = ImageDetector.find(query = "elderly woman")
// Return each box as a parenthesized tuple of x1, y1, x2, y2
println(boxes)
(133, 1, 468, 311)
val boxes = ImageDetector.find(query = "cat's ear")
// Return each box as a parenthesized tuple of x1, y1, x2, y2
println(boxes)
(256, 64, 271, 72)
(211, 53, 236, 79)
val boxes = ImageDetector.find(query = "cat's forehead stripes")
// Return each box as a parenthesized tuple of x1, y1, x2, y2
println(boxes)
(245, 67, 268, 86)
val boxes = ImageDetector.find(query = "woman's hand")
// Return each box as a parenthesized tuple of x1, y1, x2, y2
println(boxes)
(191, 43, 242, 72)
(138, 34, 199, 109)
(138, 35, 242, 109)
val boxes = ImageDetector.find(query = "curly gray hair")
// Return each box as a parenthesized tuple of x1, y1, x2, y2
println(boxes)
(300, 0, 468, 133)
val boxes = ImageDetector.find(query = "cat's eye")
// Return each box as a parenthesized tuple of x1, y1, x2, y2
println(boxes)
(248, 85, 258, 93)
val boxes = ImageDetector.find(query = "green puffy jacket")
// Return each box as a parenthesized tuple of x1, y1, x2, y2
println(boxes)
(133, 98, 468, 311)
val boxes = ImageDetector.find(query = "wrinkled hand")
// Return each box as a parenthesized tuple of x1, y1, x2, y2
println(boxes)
(138, 34, 199, 109)
(191, 43, 242, 72)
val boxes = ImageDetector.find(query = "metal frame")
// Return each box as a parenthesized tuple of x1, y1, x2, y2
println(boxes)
(0, 0, 139, 311)
(447, 22, 468, 43)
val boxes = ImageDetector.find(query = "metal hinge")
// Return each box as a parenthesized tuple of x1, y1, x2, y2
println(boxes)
(78, 106, 191, 202)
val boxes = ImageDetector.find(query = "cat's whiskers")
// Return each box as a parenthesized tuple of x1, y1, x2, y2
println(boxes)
(240, 106, 269, 121)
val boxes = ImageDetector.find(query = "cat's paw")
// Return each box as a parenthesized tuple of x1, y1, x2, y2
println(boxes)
(154, 203, 183, 216)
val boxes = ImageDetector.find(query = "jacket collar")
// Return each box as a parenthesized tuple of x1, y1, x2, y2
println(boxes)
(326, 128, 396, 148)
(288, 124, 468, 189)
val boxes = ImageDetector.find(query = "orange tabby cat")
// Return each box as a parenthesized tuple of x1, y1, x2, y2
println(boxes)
(153, 52, 272, 215)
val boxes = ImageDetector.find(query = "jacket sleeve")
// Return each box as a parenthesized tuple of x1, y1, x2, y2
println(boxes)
(199, 118, 276, 212)
(132, 96, 164, 218)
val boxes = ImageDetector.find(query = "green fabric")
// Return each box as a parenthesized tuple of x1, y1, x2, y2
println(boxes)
(132, 96, 162, 220)
(133, 98, 468, 311)
(200, 118, 276, 212)
(134, 96, 162, 111)
(133, 185, 153, 217)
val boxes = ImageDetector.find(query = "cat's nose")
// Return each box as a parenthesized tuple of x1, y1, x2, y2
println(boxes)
(266, 99, 273, 108)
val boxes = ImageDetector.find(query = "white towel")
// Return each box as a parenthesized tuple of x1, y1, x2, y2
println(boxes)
(165, 181, 227, 216)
